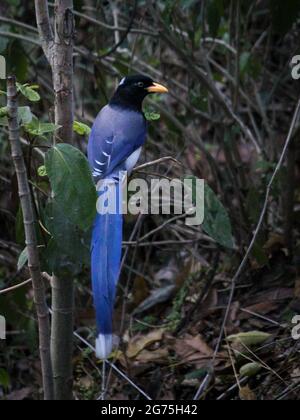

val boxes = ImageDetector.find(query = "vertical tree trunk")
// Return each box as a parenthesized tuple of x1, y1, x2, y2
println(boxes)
(7, 77, 54, 400)
(51, 1, 75, 400)
(53, 0, 74, 143)
(51, 275, 74, 400)
(35, 0, 75, 400)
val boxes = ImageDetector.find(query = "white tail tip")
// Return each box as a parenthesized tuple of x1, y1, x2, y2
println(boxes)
(96, 334, 113, 359)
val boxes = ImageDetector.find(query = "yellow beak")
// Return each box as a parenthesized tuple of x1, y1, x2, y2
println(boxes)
(146, 82, 169, 94)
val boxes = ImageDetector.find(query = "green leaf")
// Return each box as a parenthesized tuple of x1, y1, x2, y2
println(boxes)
(45, 143, 97, 230)
(185, 177, 234, 248)
(0, 106, 16, 127)
(44, 200, 91, 273)
(0, 106, 7, 117)
(184, 368, 208, 380)
(38, 165, 47, 177)
(227, 331, 272, 347)
(144, 111, 161, 121)
(0, 106, 33, 126)
(18, 106, 33, 125)
(17, 247, 28, 271)
(17, 82, 41, 102)
(203, 184, 234, 249)
(0, 369, 10, 390)
(240, 362, 262, 378)
(73, 120, 91, 136)
(24, 116, 60, 137)
(239, 52, 251, 75)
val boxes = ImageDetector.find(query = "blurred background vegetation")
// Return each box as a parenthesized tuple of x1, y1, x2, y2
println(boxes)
(1, 0, 300, 400)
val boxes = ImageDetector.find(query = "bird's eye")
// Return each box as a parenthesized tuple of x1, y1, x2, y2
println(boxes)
(137, 82, 144, 88)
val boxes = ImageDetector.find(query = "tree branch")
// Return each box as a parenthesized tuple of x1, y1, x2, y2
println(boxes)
(34, 0, 54, 60)
(7, 76, 54, 401)
(0, 278, 32, 295)
(52, 0, 75, 143)
(34, 0, 75, 400)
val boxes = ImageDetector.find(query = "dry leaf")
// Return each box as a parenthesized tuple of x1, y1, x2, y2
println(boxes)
(239, 385, 256, 400)
(263, 233, 285, 254)
(239, 302, 277, 320)
(132, 276, 149, 307)
(126, 329, 164, 358)
(294, 278, 300, 299)
(174, 334, 213, 368)
(136, 348, 169, 364)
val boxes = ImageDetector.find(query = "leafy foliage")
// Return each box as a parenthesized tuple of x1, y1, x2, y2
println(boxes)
(144, 111, 161, 121)
(73, 120, 91, 136)
(45, 143, 97, 231)
(24, 117, 60, 137)
(203, 184, 234, 249)
(17, 83, 41, 102)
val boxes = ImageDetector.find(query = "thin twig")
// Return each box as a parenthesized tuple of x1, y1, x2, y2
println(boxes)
(0, 16, 39, 33)
(0, 31, 41, 47)
(73, 331, 152, 400)
(133, 156, 182, 172)
(47, 1, 157, 36)
(0, 278, 32, 295)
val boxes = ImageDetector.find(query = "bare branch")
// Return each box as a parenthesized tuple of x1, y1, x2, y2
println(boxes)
(133, 156, 182, 172)
(34, 0, 54, 59)
(42, 1, 158, 36)
(0, 30, 41, 47)
(73, 331, 152, 400)
(0, 278, 32, 295)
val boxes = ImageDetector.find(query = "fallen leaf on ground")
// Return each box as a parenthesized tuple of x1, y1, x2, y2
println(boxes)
(227, 331, 271, 347)
(135, 348, 169, 364)
(174, 334, 213, 368)
(239, 385, 256, 400)
(240, 362, 262, 378)
(126, 329, 164, 358)
(239, 302, 278, 320)
(294, 278, 300, 299)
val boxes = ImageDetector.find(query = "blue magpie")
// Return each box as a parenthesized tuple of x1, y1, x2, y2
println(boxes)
(88, 75, 168, 359)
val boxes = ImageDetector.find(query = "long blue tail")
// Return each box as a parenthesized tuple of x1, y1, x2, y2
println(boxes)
(91, 179, 123, 359)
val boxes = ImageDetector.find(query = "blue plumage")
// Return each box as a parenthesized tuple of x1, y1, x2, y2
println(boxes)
(91, 184, 123, 358)
(88, 105, 147, 180)
(88, 75, 168, 359)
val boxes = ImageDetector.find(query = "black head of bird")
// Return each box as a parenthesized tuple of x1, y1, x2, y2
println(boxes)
(110, 74, 168, 112)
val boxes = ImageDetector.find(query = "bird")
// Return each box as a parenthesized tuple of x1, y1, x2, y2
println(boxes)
(88, 75, 168, 359)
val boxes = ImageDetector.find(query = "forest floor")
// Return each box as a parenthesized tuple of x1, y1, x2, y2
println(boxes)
(1, 234, 300, 401)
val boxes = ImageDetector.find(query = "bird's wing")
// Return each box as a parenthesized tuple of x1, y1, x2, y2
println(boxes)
(88, 105, 147, 179)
